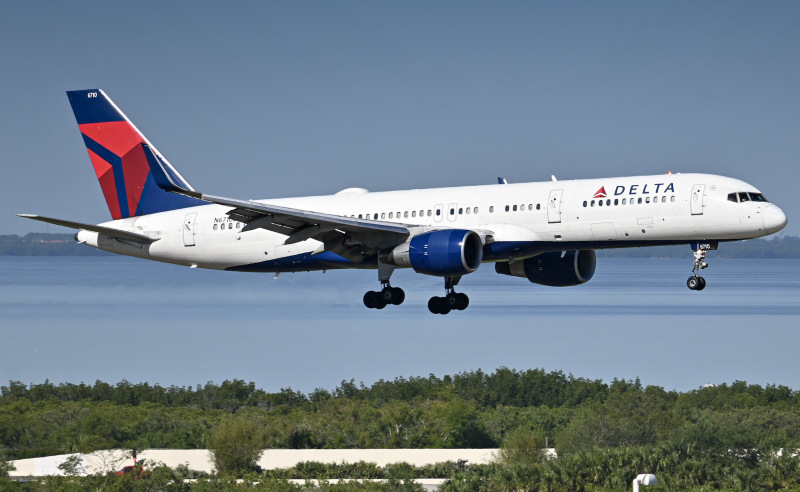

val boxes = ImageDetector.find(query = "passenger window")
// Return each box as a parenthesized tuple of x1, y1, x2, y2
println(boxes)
(228, 223, 233, 229)
(236, 222, 242, 229)
(606, 199, 611, 206)
(645, 197, 650, 204)
(598, 200, 603, 207)
(411, 211, 416, 217)
(583, 201, 587, 207)
(671, 196, 676, 202)
(591, 200, 595, 207)
(374, 213, 378, 220)
(213, 224, 218, 230)
(388, 212, 393, 219)
(638, 198, 643, 204)
(465, 208, 470, 214)
(505, 205, 510, 212)
(489, 206, 494, 213)
(404, 211, 409, 218)
(520, 204, 524, 211)
(622, 198, 627, 205)
(427, 210, 432, 217)
(614, 199, 618, 206)
(474, 207, 479, 214)
(449, 208, 454, 215)
(436, 209, 441, 216)
(459, 208, 463, 214)
(513, 205, 518, 211)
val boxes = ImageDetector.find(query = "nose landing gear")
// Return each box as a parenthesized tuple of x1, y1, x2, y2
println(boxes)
(687, 247, 709, 291)
(428, 276, 469, 315)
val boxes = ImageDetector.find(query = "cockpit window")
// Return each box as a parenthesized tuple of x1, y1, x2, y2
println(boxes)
(729, 192, 769, 203)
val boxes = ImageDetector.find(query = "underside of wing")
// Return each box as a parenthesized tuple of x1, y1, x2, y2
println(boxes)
(210, 195, 412, 262)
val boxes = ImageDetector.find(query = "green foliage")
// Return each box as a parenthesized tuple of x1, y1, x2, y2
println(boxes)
(2, 370, 800, 480)
(498, 428, 547, 466)
(56, 454, 84, 476)
(206, 413, 267, 476)
(0, 446, 15, 478)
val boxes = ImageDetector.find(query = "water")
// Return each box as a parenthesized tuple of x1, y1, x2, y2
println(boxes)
(1, 256, 799, 393)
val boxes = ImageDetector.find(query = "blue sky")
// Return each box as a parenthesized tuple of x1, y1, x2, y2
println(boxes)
(1, 2, 800, 393)
(2, 1, 798, 236)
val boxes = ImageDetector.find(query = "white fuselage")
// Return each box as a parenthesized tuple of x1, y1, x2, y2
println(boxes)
(76, 173, 786, 272)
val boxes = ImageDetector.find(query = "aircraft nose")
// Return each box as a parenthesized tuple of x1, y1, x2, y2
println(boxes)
(763, 204, 788, 234)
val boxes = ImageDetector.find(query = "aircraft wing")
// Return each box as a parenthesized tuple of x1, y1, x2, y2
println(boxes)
(16, 214, 159, 244)
(143, 144, 411, 262)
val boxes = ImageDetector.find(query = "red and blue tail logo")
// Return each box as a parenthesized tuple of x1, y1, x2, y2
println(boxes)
(67, 89, 204, 219)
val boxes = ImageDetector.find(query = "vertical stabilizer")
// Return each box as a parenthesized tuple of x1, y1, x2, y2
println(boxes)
(66, 89, 204, 219)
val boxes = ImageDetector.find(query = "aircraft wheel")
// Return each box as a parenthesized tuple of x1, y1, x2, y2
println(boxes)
(687, 276, 700, 290)
(428, 297, 441, 314)
(445, 292, 460, 310)
(428, 296, 450, 315)
(696, 277, 706, 291)
(455, 293, 469, 310)
(381, 287, 394, 303)
(363, 291, 378, 308)
(390, 287, 405, 305)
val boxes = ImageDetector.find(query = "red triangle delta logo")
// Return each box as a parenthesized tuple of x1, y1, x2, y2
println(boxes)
(593, 187, 607, 198)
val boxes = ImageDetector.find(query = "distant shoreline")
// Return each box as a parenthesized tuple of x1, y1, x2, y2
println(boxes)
(3, 233, 799, 258)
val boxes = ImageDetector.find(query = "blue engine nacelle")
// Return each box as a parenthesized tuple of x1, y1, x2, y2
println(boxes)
(495, 250, 596, 286)
(386, 229, 483, 276)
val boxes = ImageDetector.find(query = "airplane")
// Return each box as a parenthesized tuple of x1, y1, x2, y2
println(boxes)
(18, 89, 788, 314)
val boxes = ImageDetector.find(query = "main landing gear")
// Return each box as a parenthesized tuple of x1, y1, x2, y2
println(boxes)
(687, 248, 708, 291)
(428, 276, 469, 315)
(364, 263, 405, 310)
(363, 283, 405, 309)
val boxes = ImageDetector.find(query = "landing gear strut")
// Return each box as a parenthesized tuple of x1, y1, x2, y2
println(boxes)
(687, 248, 708, 291)
(428, 276, 470, 315)
(364, 263, 405, 309)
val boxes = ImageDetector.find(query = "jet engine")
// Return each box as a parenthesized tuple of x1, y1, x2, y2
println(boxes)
(495, 250, 596, 286)
(386, 229, 483, 276)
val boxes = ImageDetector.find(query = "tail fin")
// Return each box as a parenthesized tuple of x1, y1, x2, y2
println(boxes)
(66, 89, 204, 219)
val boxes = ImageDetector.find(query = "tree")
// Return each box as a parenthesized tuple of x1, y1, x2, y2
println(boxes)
(498, 427, 547, 466)
(206, 414, 266, 476)
(0, 447, 15, 478)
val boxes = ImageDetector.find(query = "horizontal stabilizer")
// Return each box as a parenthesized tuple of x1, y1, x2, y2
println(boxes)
(16, 214, 159, 244)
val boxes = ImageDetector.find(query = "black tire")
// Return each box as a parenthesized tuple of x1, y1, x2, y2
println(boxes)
(390, 287, 405, 305)
(445, 292, 459, 309)
(455, 292, 469, 310)
(381, 287, 394, 303)
(363, 291, 377, 308)
(687, 277, 699, 290)
(428, 297, 441, 314)
(696, 277, 706, 291)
